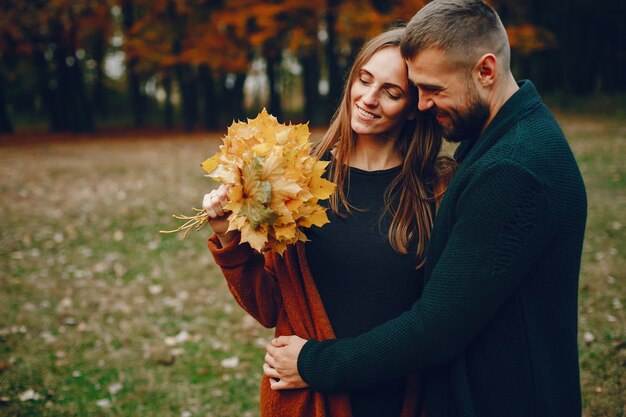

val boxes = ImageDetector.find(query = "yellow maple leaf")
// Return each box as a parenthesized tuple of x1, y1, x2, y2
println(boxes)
(298, 206, 330, 228)
(200, 156, 218, 174)
(309, 161, 336, 200)
(162, 109, 335, 254)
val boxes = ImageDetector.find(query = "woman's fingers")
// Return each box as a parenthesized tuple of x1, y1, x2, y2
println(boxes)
(203, 187, 230, 218)
(203, 194, 219, 218)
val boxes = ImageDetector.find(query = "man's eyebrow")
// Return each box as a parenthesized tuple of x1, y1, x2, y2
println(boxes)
(416, 82, 443, 92)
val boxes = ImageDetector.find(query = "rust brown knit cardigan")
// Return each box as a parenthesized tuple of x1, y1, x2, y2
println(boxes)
(208, 234, 419, 417)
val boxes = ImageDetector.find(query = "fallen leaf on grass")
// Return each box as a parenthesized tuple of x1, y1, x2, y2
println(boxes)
(151, 347, 176, 366)
(612, 339, 626, 350)
(164, 330, 191, 346)
(148, 284, 163, 295)
(96, 398, 112, 409)
(220, 356, 240, 368)
(19, 389, 42, 402)
(108, 383, 123, 395)
(156, 354, 176, 366)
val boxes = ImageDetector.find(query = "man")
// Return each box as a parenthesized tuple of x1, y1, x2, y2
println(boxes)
(263, 0, 587, 416)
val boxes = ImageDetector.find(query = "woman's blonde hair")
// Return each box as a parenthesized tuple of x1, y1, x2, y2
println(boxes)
(313, 27, 455, 268)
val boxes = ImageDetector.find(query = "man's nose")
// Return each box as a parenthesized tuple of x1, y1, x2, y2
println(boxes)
(417, 94, 434, 112)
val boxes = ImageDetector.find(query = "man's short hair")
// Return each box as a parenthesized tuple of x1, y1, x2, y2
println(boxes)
(400, 0, 510, 71)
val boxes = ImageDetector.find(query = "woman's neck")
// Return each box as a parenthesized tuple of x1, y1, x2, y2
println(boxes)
(350, 134, 403, 171)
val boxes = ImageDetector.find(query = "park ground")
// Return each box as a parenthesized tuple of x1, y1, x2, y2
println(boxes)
(0, 111, 625, 416)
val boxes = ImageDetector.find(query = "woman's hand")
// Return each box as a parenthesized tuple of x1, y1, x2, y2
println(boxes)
(202, 184, 237, 246)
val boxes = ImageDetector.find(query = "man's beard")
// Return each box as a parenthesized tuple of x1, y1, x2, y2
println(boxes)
(437, 85, 490, 143)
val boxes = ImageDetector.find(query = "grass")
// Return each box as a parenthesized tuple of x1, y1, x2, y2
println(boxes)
(0, 113, 625, 417)
(560, 114, 626, 416)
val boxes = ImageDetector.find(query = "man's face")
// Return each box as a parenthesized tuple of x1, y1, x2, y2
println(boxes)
(406, 48, 490, 142)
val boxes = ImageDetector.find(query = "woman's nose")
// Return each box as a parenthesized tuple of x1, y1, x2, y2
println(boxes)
(361, 88, 378, 106)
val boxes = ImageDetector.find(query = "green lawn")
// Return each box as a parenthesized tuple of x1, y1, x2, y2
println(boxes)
(0, 114, 624, 416)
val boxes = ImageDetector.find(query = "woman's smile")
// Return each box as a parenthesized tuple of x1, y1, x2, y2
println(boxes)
(355, 104, 380, 120)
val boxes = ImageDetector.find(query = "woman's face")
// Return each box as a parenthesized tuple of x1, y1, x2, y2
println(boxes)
(349, 46, 414, 139)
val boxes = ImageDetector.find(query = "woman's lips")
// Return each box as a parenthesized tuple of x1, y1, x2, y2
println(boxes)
(355, 104, 379, 120)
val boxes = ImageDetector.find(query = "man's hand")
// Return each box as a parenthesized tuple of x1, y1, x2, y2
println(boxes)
(263, 335, 309, 390)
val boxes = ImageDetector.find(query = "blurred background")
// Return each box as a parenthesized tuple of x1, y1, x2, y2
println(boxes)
(1, 0, 625, 134)
(1, 1, 625, 417)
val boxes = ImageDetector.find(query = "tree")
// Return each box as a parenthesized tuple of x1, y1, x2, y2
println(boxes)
(121, 0, 146, 127)
(0, 0, 114, 133)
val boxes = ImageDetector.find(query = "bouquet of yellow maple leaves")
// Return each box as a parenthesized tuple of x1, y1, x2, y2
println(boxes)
(160, 109, 335, 255)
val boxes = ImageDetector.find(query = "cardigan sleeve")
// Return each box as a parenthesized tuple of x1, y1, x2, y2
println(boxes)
(208, 233, 282, 328)
(297, 160, 554, 392)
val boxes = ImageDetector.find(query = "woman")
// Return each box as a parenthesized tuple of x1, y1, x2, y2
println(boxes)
(203, 27, 454, 417)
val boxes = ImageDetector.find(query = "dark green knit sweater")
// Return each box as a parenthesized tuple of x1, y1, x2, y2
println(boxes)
(298, 81, 587, 417)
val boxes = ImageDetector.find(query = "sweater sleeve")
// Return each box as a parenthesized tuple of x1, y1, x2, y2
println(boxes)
(208, 233, 282, 328)
(297, 161, 554, 392)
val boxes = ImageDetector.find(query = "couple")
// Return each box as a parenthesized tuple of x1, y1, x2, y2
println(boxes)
(203, 1, 587, 416)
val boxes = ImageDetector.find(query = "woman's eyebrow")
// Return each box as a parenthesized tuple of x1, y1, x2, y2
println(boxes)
(360, 68, 406, 92)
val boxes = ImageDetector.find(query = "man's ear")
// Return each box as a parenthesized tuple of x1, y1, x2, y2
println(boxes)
(475, 53, 497, 87)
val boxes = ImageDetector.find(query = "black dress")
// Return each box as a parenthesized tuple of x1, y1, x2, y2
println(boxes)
(305, 164, 423, 417)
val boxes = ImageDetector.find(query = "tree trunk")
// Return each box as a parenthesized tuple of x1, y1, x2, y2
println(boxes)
(163, 74, 174, 130)
(176, 64, 197, 131)
(33, 50, 62, 132)
(266, 51, 283, 120)
(0, 73, 13, 133)
(325, 0, 343, 112)
(198, 65, 219, 129)
(92, 33, 108, 117)
(167, 0, 197, 131)
(65, 11, 93, 132)
(122, 0, 145, 127)
(53, 22, 70, 131)
(224, 73, 246, 124)
(301, 49, 321, 126)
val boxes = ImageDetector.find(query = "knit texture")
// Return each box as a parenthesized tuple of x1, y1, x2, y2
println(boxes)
(306, 165, 423, 417)
(208, 228, 421, 417)
(297, 80, 587, 417)
(208, 234, 352, 417)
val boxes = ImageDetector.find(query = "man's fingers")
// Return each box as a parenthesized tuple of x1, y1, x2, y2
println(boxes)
(269, 379, 290, 391)
(263, 363, 281, 379)
(271, 336, 290, 347)
(264, 351, 277, 369)
(266, 343, 280, 357)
